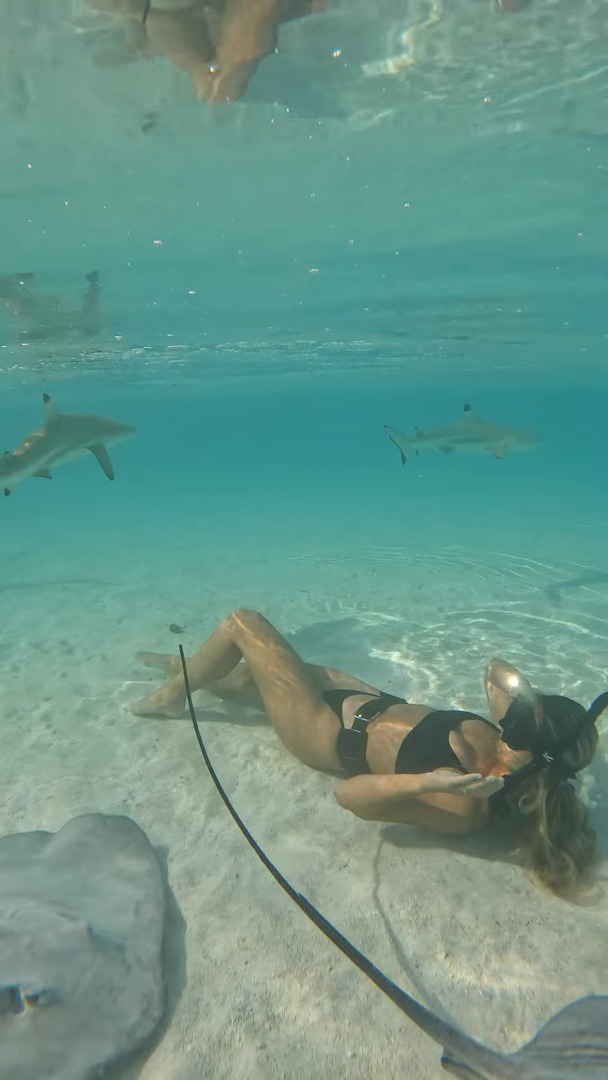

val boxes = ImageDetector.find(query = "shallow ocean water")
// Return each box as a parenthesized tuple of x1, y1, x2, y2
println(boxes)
(1, 2, 608, 1079)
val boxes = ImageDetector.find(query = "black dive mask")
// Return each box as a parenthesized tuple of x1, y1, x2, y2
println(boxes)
(499, 696, 542, 753)
(498, 695, 577, 791)
(499, 690, 608, 791)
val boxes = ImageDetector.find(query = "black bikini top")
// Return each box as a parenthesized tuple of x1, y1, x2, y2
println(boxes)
(330, 690, 495, 779)
(395, 709, 495, 775)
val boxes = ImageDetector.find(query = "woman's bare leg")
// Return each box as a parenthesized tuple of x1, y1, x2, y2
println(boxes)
(136, 651, 380, 711)
(131, 610, 362, 770)
(137, 650, 266, 708)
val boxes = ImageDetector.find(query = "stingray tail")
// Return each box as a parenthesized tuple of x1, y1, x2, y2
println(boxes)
(178, 646, 463, 1053)
(180, 645, 608, 1079)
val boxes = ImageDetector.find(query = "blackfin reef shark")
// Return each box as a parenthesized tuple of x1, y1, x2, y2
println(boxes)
(384, 404, 538, 464)
(0, 394, 135, 496)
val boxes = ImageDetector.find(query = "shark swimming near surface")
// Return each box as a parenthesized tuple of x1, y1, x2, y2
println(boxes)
(384, 404, 538, 464)
(0, 394, 135, 496)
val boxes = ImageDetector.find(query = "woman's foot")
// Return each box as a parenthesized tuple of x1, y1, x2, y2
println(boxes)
(136, 651, 183, 677)
(130, 683, 186, 718)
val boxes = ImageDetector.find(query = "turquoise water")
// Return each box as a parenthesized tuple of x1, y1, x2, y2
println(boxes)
(1, 3, 608, 1079)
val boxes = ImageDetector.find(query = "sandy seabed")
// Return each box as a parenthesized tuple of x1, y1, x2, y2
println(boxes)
(1, 530, 607, 1080)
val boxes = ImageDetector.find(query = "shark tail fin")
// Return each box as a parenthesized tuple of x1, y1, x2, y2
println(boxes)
(509, 995, 608, 1077)
(42, 393, 60, 422)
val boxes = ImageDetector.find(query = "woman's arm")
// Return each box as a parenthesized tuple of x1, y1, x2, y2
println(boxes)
(334, 771, 498, 834)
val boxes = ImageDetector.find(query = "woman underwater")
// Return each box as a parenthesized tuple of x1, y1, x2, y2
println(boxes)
(132, 609, 607, 895)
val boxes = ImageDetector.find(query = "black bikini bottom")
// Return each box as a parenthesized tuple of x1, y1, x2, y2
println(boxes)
(323, 688, 408, 777)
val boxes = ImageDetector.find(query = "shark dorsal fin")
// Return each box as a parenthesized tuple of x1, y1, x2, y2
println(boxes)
(42, 393, 60, 423)
(457, 402, 483, 426)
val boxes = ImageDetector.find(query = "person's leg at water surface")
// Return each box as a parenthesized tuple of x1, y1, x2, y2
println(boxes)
(87, 0, 326, 103)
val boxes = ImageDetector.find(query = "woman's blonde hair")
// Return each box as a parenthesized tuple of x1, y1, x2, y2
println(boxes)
(503, 693, 602, 895)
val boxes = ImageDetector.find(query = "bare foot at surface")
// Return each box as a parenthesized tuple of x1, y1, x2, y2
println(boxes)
(130, 686, 186, 718)
(136, 651, 183, 677)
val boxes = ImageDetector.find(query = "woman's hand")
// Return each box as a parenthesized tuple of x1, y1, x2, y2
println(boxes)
(422, 769, 505, 799)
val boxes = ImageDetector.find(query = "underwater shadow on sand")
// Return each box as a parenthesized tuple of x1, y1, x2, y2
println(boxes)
(287, 615, 412, 689)
(114, 843, 187, 1080)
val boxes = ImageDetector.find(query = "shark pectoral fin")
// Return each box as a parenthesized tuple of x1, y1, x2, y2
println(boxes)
(392, 439, 407, 465)
(33, 468, 52, 479)
(491, 448, 506, 459)
(42, 393, 60, 422)
(383, 426, 407, 465)
(88, 444, 115, 480)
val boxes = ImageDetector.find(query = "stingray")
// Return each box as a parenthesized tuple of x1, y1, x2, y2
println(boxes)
(178, 647, 608, 1078)
(0, 813, 166, 1080)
